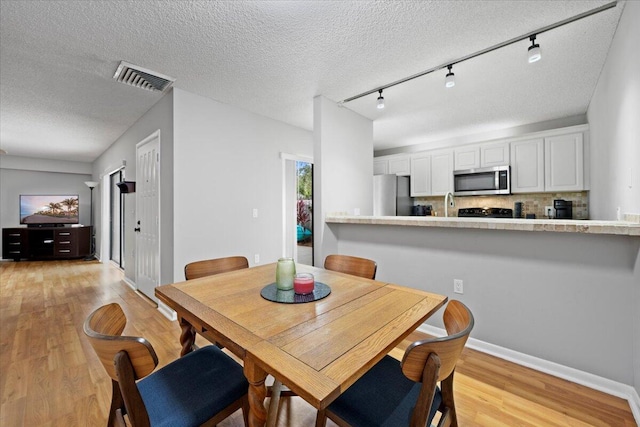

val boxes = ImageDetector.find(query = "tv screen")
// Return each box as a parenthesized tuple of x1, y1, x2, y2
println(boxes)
(20, 195, 80, 225)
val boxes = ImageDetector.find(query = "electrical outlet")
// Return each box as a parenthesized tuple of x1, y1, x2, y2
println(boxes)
(454, 279, 463, 294)
(254, 254, 260, 264)
(252, 208, 258, 218)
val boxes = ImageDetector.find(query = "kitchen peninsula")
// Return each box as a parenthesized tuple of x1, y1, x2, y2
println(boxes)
(326, 215, 640, 236)
(324, 214, 640, 409)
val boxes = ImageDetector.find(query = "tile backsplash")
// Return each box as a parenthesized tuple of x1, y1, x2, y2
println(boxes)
(415, 192, 589, 219)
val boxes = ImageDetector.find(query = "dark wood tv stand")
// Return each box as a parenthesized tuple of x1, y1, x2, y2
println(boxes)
(2, 226, 92, 261)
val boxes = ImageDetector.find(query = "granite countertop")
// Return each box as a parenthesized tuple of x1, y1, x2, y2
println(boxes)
(325, 215, 640, 236)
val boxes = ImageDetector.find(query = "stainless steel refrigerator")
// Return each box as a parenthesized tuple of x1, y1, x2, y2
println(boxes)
(373, 175, 412, 216)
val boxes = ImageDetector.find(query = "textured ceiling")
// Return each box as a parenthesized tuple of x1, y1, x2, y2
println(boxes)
(0, 1, 624, 162)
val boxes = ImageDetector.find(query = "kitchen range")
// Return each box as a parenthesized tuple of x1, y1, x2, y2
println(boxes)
(457, 207, 514, 218)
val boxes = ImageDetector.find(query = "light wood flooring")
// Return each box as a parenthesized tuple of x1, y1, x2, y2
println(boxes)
(0, 260, 636, 426)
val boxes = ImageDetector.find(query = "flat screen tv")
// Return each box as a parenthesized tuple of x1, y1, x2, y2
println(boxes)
(20, 195, 79, 226)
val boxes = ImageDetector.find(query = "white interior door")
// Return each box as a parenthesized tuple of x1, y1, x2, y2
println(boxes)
(135, 131, 161, 302)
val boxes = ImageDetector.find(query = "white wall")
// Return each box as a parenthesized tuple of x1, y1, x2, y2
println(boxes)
(93, 91, 173, 285)
(588, 1, 640, 221)
(331, 222, 639, 387)
(313, 96, 373, 265)
(172, 88, 313, 282)
(586, 2, 640, 398)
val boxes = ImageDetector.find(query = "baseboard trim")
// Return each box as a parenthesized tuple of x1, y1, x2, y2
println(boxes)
(418, 324, 640, 424)
(630, 388, 640, 425)
(122, 276, 136, 290)
(157, 301, 177, 321)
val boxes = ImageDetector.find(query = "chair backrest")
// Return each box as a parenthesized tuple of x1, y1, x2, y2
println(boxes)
(184, 256, 249, 280)
(401, 300, 474, 383)
(83, 303, 158, 381)
(324, 254, 377, 280)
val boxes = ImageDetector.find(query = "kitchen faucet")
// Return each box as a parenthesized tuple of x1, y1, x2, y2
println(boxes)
(444, 192, 455, 217)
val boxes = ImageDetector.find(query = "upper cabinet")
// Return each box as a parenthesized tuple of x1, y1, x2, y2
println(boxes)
(373, 154, 410, 176)
(373, 159, 388, 175)
(410, 153, 431, 197)
(454, 141, 509, 170)
(510, 131, 585, 193)
(410, 149, 453, 197)
(510, 138, 544, 193)
(454, 145, 480, 170)
(378, 125, 587, 196)
(430, 149, 454, 195)
(544, 133, 584, 191)
(480, 142, 510, 168)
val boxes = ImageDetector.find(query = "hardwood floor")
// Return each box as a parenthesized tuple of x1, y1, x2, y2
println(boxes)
(0, 260, 636, 426)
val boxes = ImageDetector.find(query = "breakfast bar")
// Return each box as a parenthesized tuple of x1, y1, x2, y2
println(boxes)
(323, 214, 640, 396)
(325, 215, 640, 236)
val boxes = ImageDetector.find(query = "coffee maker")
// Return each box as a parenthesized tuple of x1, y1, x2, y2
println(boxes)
(554, 199, 573, 219)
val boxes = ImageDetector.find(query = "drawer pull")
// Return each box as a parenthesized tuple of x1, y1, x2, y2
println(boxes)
(59, 241, 71, 244)
(9, 242, 20, 246)
(9, 233, 21, 237)
(58, 250, 71, 253)
(9, 251, 21, 254)
(59, 232, 71, 236)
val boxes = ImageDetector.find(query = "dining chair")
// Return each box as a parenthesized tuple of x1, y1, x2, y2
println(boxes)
(323, 254, 377, 280)
(184, 255, 249, 280)
(84, 303, 249, 427)
(315, 300, 474, 427)
(184, 255, 249, 351)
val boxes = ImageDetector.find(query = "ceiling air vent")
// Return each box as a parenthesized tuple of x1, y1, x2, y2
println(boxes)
(113, 61, 175, 92)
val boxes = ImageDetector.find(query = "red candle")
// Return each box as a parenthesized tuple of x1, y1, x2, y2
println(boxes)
(294, 273, 314, 294)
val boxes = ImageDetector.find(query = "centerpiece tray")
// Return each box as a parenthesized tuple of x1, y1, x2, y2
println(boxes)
(260, 282, 331, 304)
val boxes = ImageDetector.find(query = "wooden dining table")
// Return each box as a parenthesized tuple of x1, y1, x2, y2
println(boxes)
(155, 263, 447, 427)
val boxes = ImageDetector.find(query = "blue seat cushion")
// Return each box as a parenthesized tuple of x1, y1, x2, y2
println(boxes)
(137, 345, 248, 427)
(327, 355, 441, 427)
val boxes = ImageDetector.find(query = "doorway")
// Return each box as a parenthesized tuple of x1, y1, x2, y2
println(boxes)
(281, 153, 313, 264)
(296, 161, 313, 265)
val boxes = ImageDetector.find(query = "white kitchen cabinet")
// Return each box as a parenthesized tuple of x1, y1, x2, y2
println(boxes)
(410, 153, 431, 197)
(388, 155, 410, 175)
(373, 154, 410, 176)
(454, 145, 480, 170)
(430, 149, 454, 195)
(545, 133, 584, 191)
(510, 138, 544, 193)
(373, 159, 388, 175)
(481, 142, 510, 167)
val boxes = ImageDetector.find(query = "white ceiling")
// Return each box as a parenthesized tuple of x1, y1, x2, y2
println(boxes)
(0, 1, 624, 162)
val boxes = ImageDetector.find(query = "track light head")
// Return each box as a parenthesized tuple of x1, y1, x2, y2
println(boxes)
(377, 89, 385, 109)
(445, 65, 455, 88)
(528, 35, 541, 63)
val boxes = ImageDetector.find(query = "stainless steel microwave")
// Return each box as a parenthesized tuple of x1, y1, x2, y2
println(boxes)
(453, 165, 510, 196)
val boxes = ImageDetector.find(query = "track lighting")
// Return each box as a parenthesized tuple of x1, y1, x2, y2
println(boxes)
(377, 89, 385, 109)
(528, 35, 541, 63)
(445, 65, 455, 88)
(340, 1, 616, 105)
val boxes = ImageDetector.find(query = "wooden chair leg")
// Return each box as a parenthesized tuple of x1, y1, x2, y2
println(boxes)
(108, 379, 125, 427)
(266, 379, 283, 427)
(440, 372, 457, 427)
